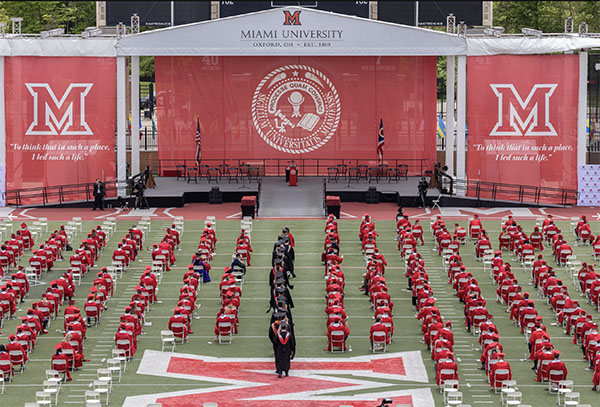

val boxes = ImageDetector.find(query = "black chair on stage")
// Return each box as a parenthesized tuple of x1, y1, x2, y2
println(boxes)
(368, 167, 380, 183)
(358, 164, 368, 180)
(348, 167, 360, 183)
(377, 163, 389, 178)
(327, 167, 338, 182)
(186, 167, 198, 184)
(207, 168, 220, 183)
(387, 168, 400, 183)
(176, 165, 186, 181)
(218, 163, 230, 180)
(337, 164, 348, 180)
(397, 164, 409, 180)
(198, 165, 209, 180)
(228, 167, 240, 183)
(248, 167, 260, 182)
(240, 164, 250, 181)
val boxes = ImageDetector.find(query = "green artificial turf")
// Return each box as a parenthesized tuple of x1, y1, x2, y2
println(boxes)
(3, 217, 600, 406)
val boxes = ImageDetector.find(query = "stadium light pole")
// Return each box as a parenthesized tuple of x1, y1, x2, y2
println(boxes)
(171, 1, 175, 27)
(10, 17, 22, 35)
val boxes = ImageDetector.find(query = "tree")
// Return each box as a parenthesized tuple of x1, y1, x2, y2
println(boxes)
(494, 1, 600, 34)
(0, 1, 95, 34)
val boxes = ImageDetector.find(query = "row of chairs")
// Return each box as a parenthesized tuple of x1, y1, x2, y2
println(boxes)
(86, 220, 154, 407)
(324, 216, 348, 352)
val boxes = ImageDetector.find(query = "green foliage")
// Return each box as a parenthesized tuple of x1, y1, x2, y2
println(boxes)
(140, 56, 155, 82)
(494, 1, 600, 34)
(0, 1, 95, 34)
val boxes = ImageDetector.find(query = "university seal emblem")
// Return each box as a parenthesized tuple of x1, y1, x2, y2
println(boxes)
(251, 65, 341, 154)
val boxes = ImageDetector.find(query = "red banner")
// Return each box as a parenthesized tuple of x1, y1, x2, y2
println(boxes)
(467, 55, 578, 200)
(5, 57, 116, 200)
(155, 56, 436, 174)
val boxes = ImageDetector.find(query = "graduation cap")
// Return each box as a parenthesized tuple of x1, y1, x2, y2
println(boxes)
(275, 278, 285, 285)
(274, 258, 283, 265)
(20, 223, 27, 228)
(54, 343, 63, 351)
(273, 311, 286, 320)
(275, 287, 286, 294)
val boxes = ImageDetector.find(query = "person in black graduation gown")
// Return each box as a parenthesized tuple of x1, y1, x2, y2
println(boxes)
(272, 321, 295, 377)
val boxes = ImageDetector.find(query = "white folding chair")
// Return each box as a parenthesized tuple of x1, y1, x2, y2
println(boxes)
(161, 330, 176, 352)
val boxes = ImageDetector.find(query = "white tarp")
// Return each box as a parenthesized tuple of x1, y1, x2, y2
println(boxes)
(466, 36, 600, 56)
(578, 165, 600, 206)
(117, 7, 466, 56)
(0, 37, 116, 57)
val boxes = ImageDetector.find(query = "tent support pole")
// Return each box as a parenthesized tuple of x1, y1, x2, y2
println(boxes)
(456, 55, 467, 194)
(578, 51, 588, 167)
(131, 56, 140, 175)
(117, 56, 127, 196)
(445, 55, 456, 176)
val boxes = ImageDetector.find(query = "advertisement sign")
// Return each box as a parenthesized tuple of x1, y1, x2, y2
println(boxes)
(5, 57, 116, 200)
(155, 55, 436, 173)
(467, 55, 578, 201)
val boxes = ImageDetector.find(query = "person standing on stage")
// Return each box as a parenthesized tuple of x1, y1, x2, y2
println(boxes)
(92, 178, 105, 211)
(271, 321, 295, 378)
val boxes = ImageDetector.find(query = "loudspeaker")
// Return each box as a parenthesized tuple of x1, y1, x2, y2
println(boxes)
(209, 187, 222, 204)
(366, 187, 379, 204)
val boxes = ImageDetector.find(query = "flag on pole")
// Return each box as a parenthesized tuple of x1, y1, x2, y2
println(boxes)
(377, 118, 385, 163)
(195, 116, 202, 165)
(128, 112, 143, 139)
(437, 113, 446, 139)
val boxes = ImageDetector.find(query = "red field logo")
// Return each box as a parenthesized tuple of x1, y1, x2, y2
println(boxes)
(489, 84, 558, 136)
(123, 350, 434, 407)
(283, 10, 302, 26)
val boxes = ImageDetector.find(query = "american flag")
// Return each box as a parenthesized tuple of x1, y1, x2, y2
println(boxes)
(195, 116, 202, 165)
(377, 118, 385, 163)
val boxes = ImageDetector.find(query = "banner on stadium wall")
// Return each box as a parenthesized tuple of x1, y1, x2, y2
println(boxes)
(466, 55, 578, 202)
(155, 56, 436, 174)
(5, 56, 116, 201)
(578, 165, 600, 206)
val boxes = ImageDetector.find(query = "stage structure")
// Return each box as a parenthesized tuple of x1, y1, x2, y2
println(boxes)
(0, 7, 599, 206)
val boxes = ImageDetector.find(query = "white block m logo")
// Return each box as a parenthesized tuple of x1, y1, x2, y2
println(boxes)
(25, 83, 93, 136)
(489, 84, 557, 136)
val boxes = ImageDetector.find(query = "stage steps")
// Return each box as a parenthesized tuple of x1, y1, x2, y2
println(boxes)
(258, 177, 324, 218)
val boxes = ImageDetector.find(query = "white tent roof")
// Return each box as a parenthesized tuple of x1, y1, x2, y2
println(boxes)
(0, 37, 116, 57)
(117, 6, 466, 56)
(0, 7, 596, 58)
(466, 35, 600, 56)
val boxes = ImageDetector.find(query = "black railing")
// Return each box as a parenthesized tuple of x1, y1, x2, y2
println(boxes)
(121, 129, 158, 151)
(451, 179, 578, 206)
(156, 158, 431, 178)
(4, 181, 120, 207)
